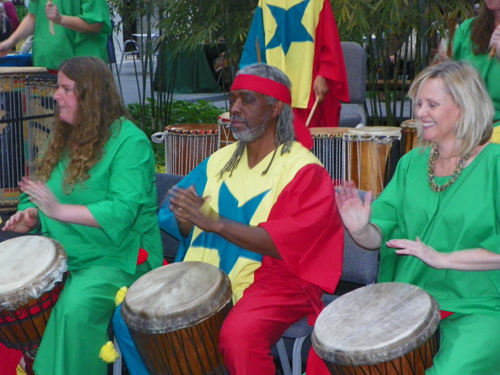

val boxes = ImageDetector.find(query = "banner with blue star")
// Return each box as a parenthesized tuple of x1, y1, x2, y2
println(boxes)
(241, 0, 326, 108)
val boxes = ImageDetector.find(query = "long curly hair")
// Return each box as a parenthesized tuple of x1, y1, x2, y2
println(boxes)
(471, 2, 496, 55)
(36, 56, 131, 192)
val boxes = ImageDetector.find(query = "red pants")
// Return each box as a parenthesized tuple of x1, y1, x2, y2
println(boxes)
(219, 263, 330, 375)
(0, 343, 22, 375)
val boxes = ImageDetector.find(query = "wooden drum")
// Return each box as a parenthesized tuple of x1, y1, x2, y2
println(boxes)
(217, 111, 236, 149)
(310, 127, 350, 184)
(343, 127, 401, 196)
(401, 119, 418, 155)
(121, 262, 232, 375)
(163, 124, 219, 176)
(0, 236, 67, 375)
(312, 283, 440, 375)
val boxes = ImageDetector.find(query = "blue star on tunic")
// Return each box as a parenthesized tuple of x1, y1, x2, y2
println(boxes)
(266, 0, 314, 55)
(191, 182, 269, 275)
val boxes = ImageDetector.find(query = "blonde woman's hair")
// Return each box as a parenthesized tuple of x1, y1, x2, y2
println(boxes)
(36, 56, 131, 192)
(408, 60, 494, 156)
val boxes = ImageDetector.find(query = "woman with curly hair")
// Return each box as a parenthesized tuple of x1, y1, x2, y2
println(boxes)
(2, 56, 163, 375)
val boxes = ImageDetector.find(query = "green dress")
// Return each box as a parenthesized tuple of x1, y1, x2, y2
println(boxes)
(371, 145, 500, 375)
(453, 17, 500, 124)
(29, 0, 111, 70)
(18, 118, 163, 375)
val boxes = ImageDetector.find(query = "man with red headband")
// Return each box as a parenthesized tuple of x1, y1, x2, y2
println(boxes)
(112, 64, 343, 375)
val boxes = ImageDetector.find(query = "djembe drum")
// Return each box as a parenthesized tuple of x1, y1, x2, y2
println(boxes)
(0, 236, 67, 375)
(343, 127, 401, 196)
(312, 283, 440, 375)
(310, 127, 350, 184)
(400, 119, 418, 155)
(121, 262, 232, 375)
(217, 111, 236, 149)
(162, 124, 219, 175)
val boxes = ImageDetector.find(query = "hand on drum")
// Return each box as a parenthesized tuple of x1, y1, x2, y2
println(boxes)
(169, 185, 220, 233)
(387, 237, 445, 269)
(2, 208, 40, 233)
(19, 178, 61, 219)
(335, 181, 372, 234)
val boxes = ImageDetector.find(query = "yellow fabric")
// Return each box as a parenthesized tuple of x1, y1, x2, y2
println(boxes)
(490, 125, 500, 144)
(261, 0, 324, 108)
(16, 365, 27, 375)
(183, 142, 321, 305)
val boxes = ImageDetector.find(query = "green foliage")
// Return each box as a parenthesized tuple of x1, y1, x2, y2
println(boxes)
(128, 99, 224, 169)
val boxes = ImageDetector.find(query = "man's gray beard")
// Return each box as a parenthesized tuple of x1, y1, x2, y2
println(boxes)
(231, 123, 268, 143)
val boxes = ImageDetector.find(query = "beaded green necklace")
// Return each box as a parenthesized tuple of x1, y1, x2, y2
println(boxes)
(427, 148, 471, 192)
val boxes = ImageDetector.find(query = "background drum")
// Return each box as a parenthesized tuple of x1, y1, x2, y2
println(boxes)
(121, 261, 232, 375)
(400, 119, 418, 155)
(0, 236, 67, 375)
(217, 111, 236, 149)
(312, 283, 440, 375)
(344, 127, 401, 196)
(160, 124, 219, 176)
(310, 127, 350, 184)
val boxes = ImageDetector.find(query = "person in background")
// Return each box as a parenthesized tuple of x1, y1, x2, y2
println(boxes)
(452, 0, 500, 141)
(0, 0, 111, 71)
(240, 0, 349, 149)
(0, 3, 12, 43)
(0, 0, 19, 32)
(113, 63, 344, 375)
(2, 56, 162, 375)
(336, 60, 500, 375)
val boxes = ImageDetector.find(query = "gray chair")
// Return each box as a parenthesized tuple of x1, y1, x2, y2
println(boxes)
(339, 42, 368, 128)
(275, 191, 379, 375)
(155, 173, 183, 262)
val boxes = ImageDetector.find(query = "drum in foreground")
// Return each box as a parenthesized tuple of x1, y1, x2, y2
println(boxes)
(121, 261, 232, 375)
(401, 119, 418, 155)
(0, 236, 67, 374)
(343, 127, 401, 196)
(310, 127, 350, 184)
(312, 283, 440, 375)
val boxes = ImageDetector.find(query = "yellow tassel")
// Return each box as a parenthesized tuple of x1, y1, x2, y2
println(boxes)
(99, 341, 120, 363)
(115, 286, 128, 306)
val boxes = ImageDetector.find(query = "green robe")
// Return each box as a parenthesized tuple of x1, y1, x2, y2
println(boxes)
(29, 0, 111, 70)
(372, 145, 500, 375)
(453, 17, 500, 124)
(19, 118, 162, 375)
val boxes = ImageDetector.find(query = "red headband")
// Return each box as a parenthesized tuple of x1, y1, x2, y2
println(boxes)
(231, 74, 292, 105)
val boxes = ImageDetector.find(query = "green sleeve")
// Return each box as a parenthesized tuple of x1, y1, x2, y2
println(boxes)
(80, 0, 112, 34)
(87, 125, 155, 246)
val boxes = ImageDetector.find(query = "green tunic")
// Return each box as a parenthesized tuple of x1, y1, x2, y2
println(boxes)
(29, 0, 111, 70)
(453, 18, 500, 124)
(372, 145, 500, 375)
(18, 118, 162, 374)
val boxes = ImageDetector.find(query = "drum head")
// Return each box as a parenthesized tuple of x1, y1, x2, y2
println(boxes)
(401, 119, 417, 129)
(122, 262, 232, 334)
(217, 112, 230, 126)
(312, 283, 440, 366)
(165, 124, 218, 134)
(310, 127, 350, 137)
(347, 126, 401, 137)
(0, 236, 67, 309)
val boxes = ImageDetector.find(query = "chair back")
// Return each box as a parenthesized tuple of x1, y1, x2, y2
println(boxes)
(340, 42, 368, 127)
(338, 189, 379, 285)
(155, 173, 183, 260)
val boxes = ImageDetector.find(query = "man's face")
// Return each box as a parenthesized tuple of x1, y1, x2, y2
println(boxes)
(228, 90, 273, 143)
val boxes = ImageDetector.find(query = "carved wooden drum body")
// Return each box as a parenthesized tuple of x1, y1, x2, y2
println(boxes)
(343, 127, 401, 196)
(121, 262, 232, 375)
(401, 119, 418, 155)
(312, 283, 440, 375)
